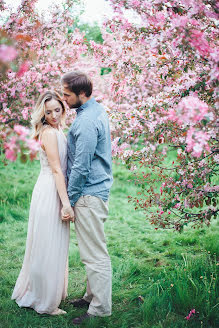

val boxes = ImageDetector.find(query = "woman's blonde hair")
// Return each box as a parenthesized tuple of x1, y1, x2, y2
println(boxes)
(31, 90, 66, 140)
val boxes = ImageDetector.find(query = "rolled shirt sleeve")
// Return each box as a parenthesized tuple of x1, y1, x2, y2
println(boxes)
(67, 119, 98, 206)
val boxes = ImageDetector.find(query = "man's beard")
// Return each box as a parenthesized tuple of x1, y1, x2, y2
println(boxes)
(70, 99, 82, 109)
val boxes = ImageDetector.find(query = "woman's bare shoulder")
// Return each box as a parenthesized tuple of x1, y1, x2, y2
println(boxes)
(41, 126, 57, 139)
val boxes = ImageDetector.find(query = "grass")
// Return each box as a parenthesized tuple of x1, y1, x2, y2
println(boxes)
(0, 157, 218, 328)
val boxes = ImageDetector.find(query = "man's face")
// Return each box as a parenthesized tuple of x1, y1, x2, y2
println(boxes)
(61, 84, 82, 109)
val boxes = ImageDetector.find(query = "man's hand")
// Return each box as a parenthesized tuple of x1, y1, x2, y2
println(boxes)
(61, 205, 75, 222)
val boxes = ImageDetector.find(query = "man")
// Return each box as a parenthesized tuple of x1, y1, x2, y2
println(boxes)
(61, 71, 113, 325)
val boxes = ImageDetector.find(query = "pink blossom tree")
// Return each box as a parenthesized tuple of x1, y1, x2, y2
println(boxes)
(0, 0, 89, 161)
(89, 0, 219, 230)
(0, 0, 114, 162)
(1, 0, 218, 230)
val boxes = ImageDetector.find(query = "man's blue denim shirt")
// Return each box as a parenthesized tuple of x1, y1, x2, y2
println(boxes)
(67, 97, 113, 207)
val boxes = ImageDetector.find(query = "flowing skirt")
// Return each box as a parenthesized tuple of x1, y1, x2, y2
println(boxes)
(11, 171, 70, 314)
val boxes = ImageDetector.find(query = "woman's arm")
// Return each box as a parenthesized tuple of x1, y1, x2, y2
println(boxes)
(41, 128, 74, 221)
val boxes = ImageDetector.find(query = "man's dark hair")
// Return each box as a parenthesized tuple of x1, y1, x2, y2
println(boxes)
(61, 71, 93, 97)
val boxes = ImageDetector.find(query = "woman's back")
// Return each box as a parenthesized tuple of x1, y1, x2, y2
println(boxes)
(39, 127, 67, 175)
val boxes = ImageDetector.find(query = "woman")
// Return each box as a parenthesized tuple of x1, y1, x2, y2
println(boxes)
(11, 91, 74, 315)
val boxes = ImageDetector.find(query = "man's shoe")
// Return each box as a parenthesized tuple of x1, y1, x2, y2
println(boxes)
(69, 298, 90, 308)
(72, 312, 95, 325)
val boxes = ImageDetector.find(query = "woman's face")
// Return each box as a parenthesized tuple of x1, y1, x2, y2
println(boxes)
(44, 99, 63, 129)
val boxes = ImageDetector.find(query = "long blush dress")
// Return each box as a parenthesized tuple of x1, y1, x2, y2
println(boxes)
(11, 128, 70, 314)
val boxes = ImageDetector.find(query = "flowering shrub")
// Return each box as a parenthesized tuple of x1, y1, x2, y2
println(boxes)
(89, 0, 219, 230)
(0, 0, 218, 230)
(3, 125, 40, 162)
(0, 0, 88, 161)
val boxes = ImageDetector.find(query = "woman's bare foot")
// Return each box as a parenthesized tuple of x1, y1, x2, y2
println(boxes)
(50, 308, 67, 315)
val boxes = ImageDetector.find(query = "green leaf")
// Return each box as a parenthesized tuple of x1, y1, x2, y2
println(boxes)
(100, 67, 112, 76)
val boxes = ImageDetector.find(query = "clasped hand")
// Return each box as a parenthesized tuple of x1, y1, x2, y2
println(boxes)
(61, 205, 75, 222)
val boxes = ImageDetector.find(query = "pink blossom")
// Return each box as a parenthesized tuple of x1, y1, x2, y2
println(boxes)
(21, 108, 29, 120)
(26, 139, 40, 152)
(17, 61, 30, 77)
(3, 107, 11, 114)
(204, 185, 219, 192)
(189, 30, 210, 57)
(170, 96, 209, 125)
(111, 137, 129, 157)
(5, 149, 17, 161)
(171, 15, 188, 28)
(0, 45, 18, 62)
(213, 154, 219, 163)
(122, 149, 134, 159)
(14, 125, 29, 139)
(186, 127, 210, 157)
(111, 137, 120, 156)
(4, 135, 18, 161)
(4, 136, 17, 150)
(185, 309, 196, 320)
(130, 0, 141, 7)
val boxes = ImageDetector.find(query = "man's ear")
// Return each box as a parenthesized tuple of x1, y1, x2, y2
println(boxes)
(79, 91, 86, 100)
(79, 91, 86, 97)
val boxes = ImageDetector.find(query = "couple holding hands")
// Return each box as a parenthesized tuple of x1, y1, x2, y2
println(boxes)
(11, 71, 113, 325)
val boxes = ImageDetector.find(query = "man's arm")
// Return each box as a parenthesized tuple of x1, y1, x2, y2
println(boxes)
(68, 119, 98, 206)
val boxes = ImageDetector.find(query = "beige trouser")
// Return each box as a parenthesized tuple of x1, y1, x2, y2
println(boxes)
(74, 195, 112, 316)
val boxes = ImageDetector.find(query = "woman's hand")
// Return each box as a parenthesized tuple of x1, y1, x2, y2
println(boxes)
(61, 205, 75, 222)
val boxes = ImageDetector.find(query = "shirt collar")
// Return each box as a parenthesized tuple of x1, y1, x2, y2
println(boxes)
(76, 97, 96, 114)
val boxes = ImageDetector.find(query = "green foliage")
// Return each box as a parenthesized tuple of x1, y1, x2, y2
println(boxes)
(61, 1, 104, 44)
(70, 13, 103, 44)
(0, 158, 218, 327)
(78, 22, 103, 44)
(101, 67, 112, 75)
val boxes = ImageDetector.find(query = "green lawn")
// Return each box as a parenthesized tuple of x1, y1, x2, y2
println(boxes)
(0, 158, 218, 328)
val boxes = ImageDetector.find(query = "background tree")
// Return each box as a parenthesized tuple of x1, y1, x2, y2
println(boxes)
(89, 0, 219, 230)
(1, 0, 218, 230)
